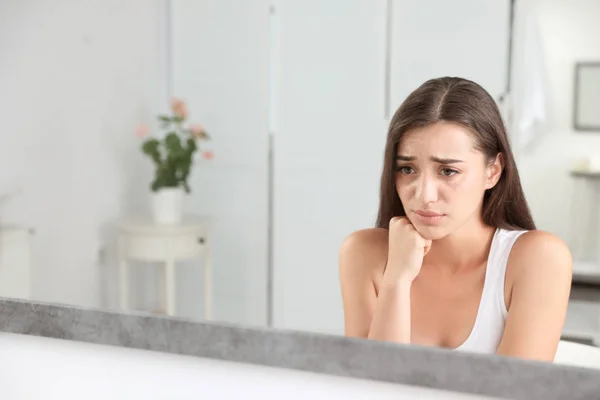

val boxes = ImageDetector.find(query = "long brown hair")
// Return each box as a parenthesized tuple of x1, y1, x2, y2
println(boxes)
(376, 77, 535, 231)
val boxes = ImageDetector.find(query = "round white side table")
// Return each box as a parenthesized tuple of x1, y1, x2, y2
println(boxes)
(117, 214, 212, 319)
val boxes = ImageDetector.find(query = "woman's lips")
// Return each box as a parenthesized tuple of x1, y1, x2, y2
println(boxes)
(413, 210, 445, 225)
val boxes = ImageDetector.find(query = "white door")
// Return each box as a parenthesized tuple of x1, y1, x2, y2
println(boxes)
(171, 0, 271, 326)
(388, 0, 511, 115)
(271, 0, 389, 335)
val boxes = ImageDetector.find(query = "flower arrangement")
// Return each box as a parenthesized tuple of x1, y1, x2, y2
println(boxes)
(135, 98, 213, 193)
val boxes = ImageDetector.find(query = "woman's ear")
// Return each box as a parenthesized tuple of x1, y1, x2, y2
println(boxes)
(485, 153, 504, 190)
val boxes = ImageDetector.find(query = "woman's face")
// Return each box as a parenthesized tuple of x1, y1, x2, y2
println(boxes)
(395, 122, 502, 240)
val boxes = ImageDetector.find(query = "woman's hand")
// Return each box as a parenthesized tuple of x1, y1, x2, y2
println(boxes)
(383, 217, 432, 285)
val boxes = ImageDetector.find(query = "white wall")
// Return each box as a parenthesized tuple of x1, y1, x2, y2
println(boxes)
(0, 332, 493, 399)
(0, 1, 168, 308)
(517, 0, 600, 251)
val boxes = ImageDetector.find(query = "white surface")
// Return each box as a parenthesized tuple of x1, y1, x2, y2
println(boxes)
(118, 215, 212, 318)
(555, 340, 600, 369)
(389, 0, 510, 112)
(171, 0, 270, 326)
(0, 332, 495, 399)
(0, 226, 32, 300)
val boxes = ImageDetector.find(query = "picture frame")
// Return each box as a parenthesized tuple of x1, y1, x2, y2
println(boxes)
(573, 61, 600, 132)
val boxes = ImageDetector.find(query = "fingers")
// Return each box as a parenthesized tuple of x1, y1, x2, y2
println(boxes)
(389, 216, 432, 250)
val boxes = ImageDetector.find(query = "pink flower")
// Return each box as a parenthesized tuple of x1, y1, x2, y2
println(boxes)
(135, 124, 150, 138)
(170, 97, 188, 119)
(202, 151, 214, 160)
(190, 124, 206, 138)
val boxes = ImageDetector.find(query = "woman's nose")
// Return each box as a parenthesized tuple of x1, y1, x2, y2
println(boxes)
(415, 175, 438, 204)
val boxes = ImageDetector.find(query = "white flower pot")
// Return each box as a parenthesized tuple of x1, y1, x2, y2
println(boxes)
(152, 187, 184, 224)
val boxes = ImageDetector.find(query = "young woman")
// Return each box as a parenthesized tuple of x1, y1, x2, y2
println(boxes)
(339, 77, 572, 362)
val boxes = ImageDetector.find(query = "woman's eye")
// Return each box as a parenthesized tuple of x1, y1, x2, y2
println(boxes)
(396, 166, 414, 174)
(441, 168, 458, 176)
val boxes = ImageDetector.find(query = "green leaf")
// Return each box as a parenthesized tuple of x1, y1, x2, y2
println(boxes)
(164, 133, 186, 164)
(141, 138, 159, 153)
(185, 137, 197, 153)
(141, 139, 162, 165)
(144, 123, 202, 192)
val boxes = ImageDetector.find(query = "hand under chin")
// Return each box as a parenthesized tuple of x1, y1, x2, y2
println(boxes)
(410, 222, 448, 241)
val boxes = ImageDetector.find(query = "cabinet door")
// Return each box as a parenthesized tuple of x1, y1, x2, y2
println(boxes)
(271, 0, 387, 334)
(387, 0, 511, 116)
(171, 0, 270, 326)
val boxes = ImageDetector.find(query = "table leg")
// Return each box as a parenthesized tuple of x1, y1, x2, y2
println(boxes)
(119, 255, 129, 311)
(204, 242, 212, 321)
(156, 265, 165, 314)
(165, 258, 176, 316)
(570, 178, 586, 260)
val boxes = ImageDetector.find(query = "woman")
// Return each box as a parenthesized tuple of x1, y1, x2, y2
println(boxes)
(338, 77, 572, 361)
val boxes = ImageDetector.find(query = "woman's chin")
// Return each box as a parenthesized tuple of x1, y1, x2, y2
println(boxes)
(412, 223, 449, 241)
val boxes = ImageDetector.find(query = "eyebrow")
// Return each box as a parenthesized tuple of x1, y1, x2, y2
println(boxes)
(395, 155, 464, 164)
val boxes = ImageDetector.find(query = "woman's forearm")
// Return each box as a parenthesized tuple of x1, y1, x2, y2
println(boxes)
(367, 280, 412, 343)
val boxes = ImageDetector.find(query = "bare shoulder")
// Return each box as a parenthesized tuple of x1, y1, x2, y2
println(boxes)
(508, 230, 573, 281)
(338, 228, 388, 280)
(497, 230, 573, 359)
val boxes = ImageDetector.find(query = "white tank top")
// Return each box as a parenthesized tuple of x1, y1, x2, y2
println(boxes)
(454, 228, 528, 354)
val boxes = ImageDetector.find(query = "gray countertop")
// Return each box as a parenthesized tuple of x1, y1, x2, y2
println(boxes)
(0, 297, 599, 400)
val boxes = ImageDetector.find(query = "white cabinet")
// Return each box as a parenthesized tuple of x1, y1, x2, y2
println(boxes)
(0, 226, 32, 300)
(387, 0, 511, 115)
(170, 0, 271, 326)
(271, 0, 388, 334)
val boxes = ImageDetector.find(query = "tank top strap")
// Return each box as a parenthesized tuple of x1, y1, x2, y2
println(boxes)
(486, 228, 529, 316)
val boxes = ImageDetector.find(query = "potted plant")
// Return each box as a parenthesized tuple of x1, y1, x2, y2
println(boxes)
(135, 98, 213, 224)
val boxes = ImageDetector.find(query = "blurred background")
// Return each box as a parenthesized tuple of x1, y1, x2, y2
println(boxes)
(1, 0, 600, 347)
